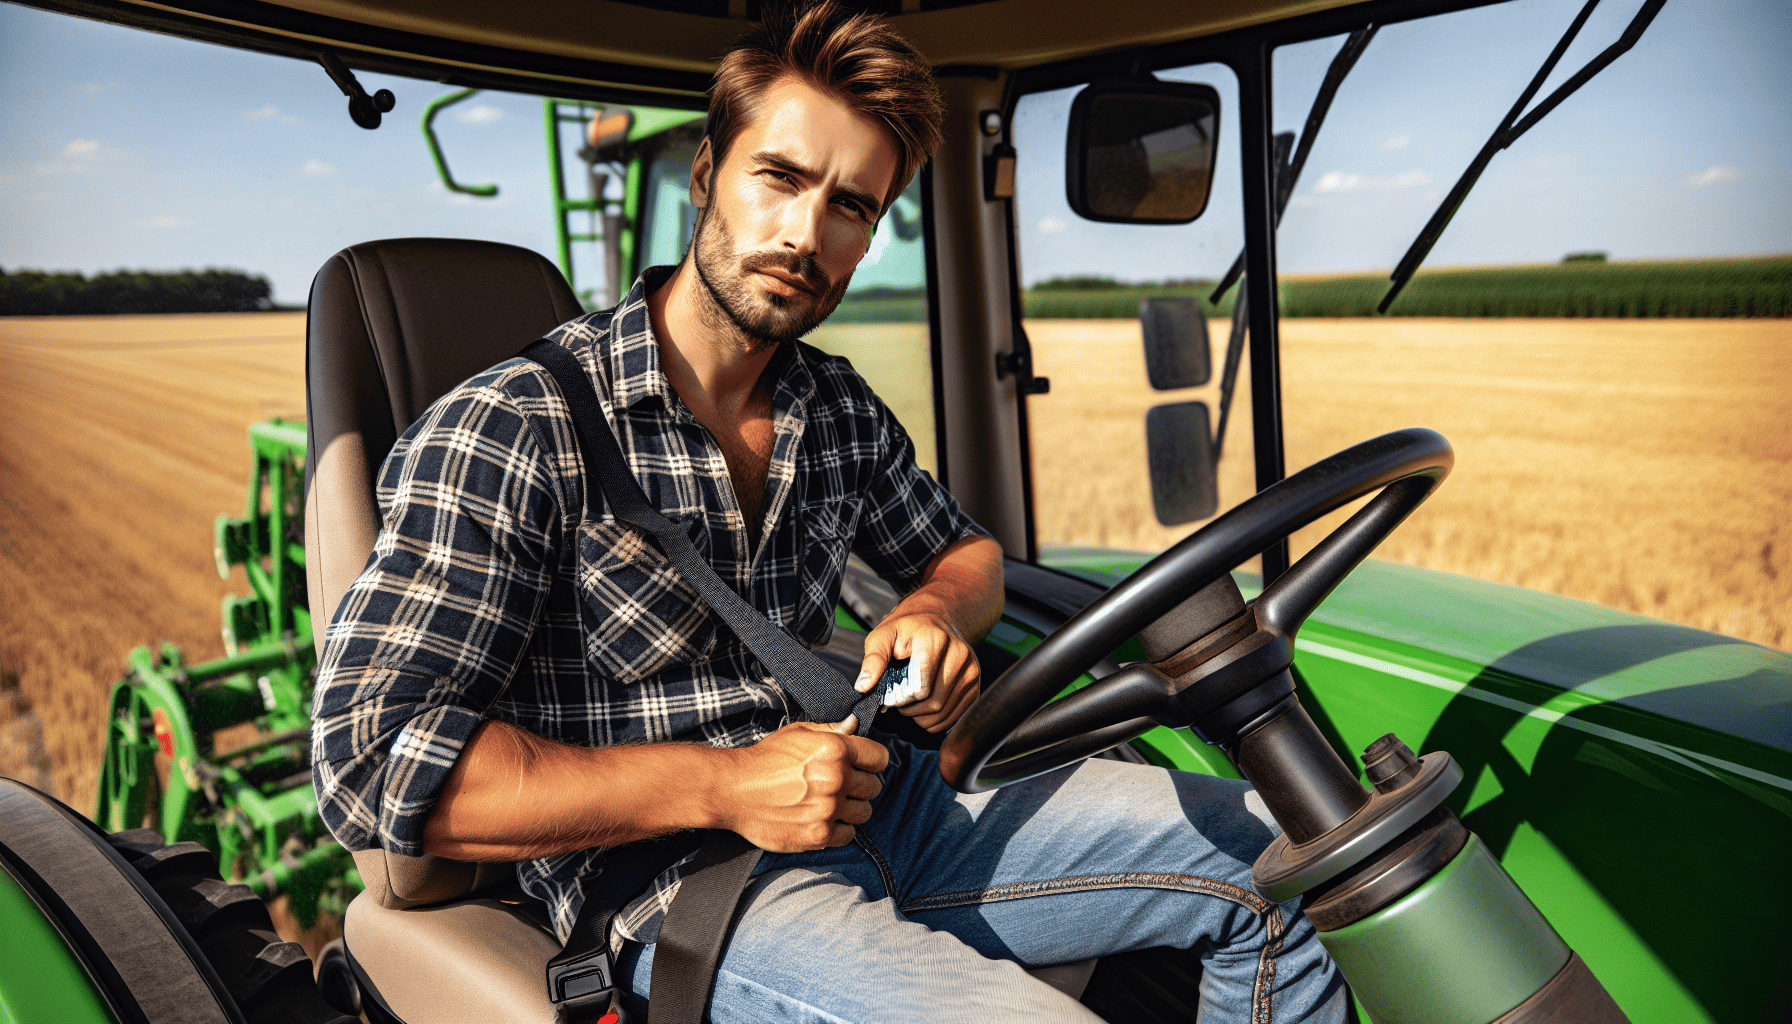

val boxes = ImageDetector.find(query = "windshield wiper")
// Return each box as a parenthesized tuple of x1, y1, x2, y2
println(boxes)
(1209, 26, 1378, 308)
(1378, 0, 1668, 312)
(1209, 26, 1378, 457)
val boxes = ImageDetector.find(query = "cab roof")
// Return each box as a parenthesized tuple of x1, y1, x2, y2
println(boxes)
(26, 0, 1373, 105)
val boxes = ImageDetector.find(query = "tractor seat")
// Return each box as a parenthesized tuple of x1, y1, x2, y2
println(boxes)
(304, 239, 1094, 1023)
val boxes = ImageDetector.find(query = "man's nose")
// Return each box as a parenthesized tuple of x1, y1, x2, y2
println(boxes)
(779, 190, 826, 259)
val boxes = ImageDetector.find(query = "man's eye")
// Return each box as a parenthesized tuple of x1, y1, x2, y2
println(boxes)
(836, 197, 869, 220)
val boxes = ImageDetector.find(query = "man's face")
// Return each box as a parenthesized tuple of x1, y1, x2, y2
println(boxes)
(689, 76, 899, 345)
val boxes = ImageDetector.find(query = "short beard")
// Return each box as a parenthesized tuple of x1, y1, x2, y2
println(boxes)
(689, 204, 853, 351)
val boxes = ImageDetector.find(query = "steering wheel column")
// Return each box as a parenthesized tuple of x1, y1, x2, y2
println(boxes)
(941, 429, 1631, 1023)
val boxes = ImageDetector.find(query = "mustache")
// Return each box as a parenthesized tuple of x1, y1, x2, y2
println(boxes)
(738, 249, 831, 296)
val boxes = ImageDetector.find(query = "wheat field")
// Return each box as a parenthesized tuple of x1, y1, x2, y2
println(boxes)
(1026, 316, 1792, 648)
(2, 313, 1788, 825)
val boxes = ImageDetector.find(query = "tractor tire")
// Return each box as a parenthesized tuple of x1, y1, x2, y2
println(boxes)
(106, 828, 354, 1024)
(0, 777, 351, 1024)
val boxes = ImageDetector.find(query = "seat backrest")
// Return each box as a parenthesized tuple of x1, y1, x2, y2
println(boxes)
(303, 238, 584, 907)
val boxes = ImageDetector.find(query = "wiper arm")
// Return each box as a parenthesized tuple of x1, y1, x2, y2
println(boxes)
(1209, 26, 1379, 307)
(1378, 0, 1667, 312)
(1211, 130, 1292, 459)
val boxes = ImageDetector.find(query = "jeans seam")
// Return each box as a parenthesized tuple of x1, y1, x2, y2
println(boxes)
(900, 872, 1286, 1024)
(853, 832, 897, 902)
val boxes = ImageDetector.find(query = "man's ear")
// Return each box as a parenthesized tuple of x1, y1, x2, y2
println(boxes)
(689, 137, 715, 210)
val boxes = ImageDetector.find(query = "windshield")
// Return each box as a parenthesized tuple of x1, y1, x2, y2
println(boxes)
(1013, 61, 1257, 582)
(1014, 0, 1790, 648)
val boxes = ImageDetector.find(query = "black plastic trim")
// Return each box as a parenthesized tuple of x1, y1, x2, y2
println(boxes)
(12, 0, 713, 107)
(919, 162, 952, 490)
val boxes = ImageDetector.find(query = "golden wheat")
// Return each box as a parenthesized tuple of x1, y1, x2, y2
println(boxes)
(1026, 316, 1792, 649)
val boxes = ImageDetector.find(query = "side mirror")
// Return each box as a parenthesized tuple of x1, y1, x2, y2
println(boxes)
(1140, 297, 1211, 390)
(1145, 402, 1218, 525)
(1066, 78, 1220, 224)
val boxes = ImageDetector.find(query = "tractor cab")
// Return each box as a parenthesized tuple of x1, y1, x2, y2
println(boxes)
(5, 1, 1789, 1024)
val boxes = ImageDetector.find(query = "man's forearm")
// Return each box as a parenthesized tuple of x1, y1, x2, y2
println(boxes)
(422, 716, 889, 861)
(891, 535, 1004, 644)
(422, 720, 728, 861)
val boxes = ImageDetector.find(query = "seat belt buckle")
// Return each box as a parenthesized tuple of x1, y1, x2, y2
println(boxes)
(546, 945, 619, 1016)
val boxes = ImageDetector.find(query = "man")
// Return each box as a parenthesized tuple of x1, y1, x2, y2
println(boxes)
(312, 4, 1344, 1021)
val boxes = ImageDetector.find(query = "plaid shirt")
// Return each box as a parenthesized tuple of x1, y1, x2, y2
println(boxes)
(311, 267, 986, 942)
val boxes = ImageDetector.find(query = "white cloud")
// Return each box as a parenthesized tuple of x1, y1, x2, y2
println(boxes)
(79, 82, 104, 94)
(300, 158, 338, 176)
(279, 115, 302, 125)
(1313, 168, 1431, 193)
(132, 215, 190, 229)
(1685, 165, 1741, 187)
(243, 105, 280, 120)
(35, 139, 128, 175)
(454, 104, 506, 125)
(1380, 135, 1411, 152)
(1038, 217, 1067, 233)
(1314, 171, 1370, 193)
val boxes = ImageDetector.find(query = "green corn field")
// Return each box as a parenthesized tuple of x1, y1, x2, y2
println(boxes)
(1017, 256, 1792, 320)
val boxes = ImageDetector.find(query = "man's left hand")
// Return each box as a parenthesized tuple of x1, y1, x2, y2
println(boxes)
(857, 611, 981, 733)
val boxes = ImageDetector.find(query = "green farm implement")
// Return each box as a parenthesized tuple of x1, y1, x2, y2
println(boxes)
(91, 419, 355, 927)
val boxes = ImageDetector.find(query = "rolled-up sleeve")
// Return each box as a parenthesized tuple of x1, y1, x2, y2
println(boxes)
(850, 396, 992, 593)
(310, 375, 561, 855)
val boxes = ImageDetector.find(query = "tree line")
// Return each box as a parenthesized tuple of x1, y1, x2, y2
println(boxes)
(0, 267, 275, 315)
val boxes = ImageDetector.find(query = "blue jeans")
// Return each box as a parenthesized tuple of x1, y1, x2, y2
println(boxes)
(618, 737, 1347, 1023)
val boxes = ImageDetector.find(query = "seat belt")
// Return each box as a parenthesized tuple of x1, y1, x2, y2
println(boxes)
(522, 338, 883, 1024)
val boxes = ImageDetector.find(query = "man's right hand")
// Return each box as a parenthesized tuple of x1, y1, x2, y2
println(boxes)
(719, 717, 889, 853)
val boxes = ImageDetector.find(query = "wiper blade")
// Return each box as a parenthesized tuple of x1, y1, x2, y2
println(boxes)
(1212, 130, 1292, 459)
(1378, 0, 1668, 312)
(1210, 26, 1378, 306)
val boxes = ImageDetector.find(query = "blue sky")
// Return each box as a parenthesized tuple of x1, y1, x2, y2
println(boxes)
(3, 0, 1788, 301)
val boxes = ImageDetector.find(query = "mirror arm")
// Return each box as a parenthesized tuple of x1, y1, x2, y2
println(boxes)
(317, 50, 394, 130)
(1378, 0, 1665, 313)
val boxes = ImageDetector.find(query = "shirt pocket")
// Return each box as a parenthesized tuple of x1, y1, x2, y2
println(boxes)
(576, 519, 718, 684)
(795, 497, 860, 646)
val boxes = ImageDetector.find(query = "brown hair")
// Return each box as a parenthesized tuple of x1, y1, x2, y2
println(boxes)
(707, 1, 943, 214)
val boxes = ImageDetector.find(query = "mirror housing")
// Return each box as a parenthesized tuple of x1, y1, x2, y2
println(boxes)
(1140, 296, 1211, 390)
(1066, 78, 1220, 224)
(1145, 401, 1218, 525)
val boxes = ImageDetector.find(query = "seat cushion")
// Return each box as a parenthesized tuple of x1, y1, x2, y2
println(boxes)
(345, 888, 562, 1024)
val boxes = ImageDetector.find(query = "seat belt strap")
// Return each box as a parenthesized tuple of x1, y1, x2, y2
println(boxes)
(544, 833, 704, 1015)
(647, 832, 764, 1024)
(522, 338, 869, 1024)
(520, 338, 882, 733)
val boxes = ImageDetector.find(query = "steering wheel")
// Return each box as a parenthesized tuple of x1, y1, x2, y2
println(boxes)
(939, 428, 1453, 794)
